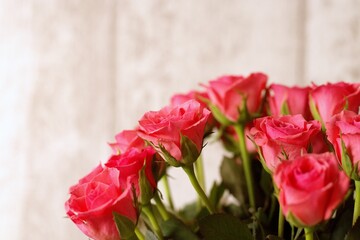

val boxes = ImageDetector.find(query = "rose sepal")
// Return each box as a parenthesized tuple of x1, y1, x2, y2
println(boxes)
(158, 144, 182, 167)
(113, 212, 139, 240)
(309, 96, 325, 130)
(207, 101, 234, 126)
(138, 162, 155, 205)
(340, 137, 360, 181)
(180, 134, 201, 166)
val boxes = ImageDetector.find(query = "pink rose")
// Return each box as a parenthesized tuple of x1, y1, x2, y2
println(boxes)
(109, 129, 146, 154)
(326, 110, 360, 179)
(268, 84, 312, 120)
(105, 147, 158, 202)
(138, 100, 210, 164)
(170, 90, 216, 131)
(274, 153, 349, 227)
(170, 90, 209, 109)
(204, 73, 267, 122)
(310, 82, 360, 124)
(250, 114, 321, 172)
(65, 165, 138, 240)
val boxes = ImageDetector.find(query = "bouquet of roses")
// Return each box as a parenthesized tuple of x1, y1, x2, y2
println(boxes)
(65, 73, 360, 240)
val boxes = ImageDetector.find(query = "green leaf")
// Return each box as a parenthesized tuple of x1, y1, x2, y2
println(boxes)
(329, 202, 353, 240)
(209, 182, 226, 208)
(180, 134, 200, 166)
(138, 163, 154, 205)
(208, 103, 233, 126)
(199, 213, 252, 240)
(345, 217, 360, 240)
(113, 212, 138, 240)
(161, 218, 199, 240)
(260, 168, 273, 196)
(220, 156, 247, 205)
(178, 201, 198, 221)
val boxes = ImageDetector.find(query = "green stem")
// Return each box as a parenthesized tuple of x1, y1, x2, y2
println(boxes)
(182, 164, 216, 214)
(353, 181, 360, 225)
(195, 154, 205, 210)
(278, 207, 284, 238)
(154, 192, 170, 221)
(304, 228, 313, 240)
(135, 227, 145, 240)
(142, 205, 164, 240)
(234, 124, 256, 209)
(266, 195, 277, 224)
(161, 173, 175, 210)
(195, 154, 206, 190)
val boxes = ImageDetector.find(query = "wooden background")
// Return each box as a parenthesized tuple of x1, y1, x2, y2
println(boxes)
(1, 0, 359, 239)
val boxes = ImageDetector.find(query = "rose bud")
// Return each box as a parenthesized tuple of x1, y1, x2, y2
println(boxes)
(250, 114, 321, 172)
(138, 100, 210, 166)
(326, 110, 360, 180)
(274, 153, 349, 227)
(170, 90, 215, 134)
(65, 165, 138, 240)
(109, 129, 146, 155)
(310, 82, 360, 125)
(268, 84, 312, 120)
(105, 147, 159, 205)
(203, 73, 267, 124)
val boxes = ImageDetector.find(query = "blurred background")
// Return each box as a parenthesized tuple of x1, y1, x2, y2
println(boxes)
(1, 0, 359, 239)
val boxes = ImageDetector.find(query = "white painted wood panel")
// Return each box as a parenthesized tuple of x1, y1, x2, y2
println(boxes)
(1, 1, 118, 239)
(305, 0, 360, 84)
(1, 0, 359, 239)
(115, 0, 305, 209)
(0, 1, 34, 239)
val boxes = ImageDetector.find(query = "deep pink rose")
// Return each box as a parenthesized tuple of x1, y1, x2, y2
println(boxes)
(326, 111, 360, 179)
(250, 114, 321, 172)
(274, 153, 349, 227)
(109, 129, 146, 154)
(138, 100, 210, 163)
(65, 165, 138, 240)
(268, 84, 312, 120)
(204, 73, 267, 122)
(105, 147, 158, 200)
(310, 82, 360, 124)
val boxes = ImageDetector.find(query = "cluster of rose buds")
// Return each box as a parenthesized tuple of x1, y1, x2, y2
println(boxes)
(65, 73, 360, 240)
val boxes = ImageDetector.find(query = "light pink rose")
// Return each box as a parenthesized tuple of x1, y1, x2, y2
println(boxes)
(65, 165, 138, 240)
(109, 129, 146, 154)
(326, 110, 360, 179)
(204, 73, 267, 122)
(310, 82, 360, 124)
(250, 114, 321, 172)
(138, 100, 211, 163)
(268, 84, 312, 120)
(274, 153, 349, 227)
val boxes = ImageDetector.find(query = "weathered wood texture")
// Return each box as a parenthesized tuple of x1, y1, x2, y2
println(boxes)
(0, 0, 359, 239)
(115, 0, 305, 216)
(305, 0, 360, 84)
